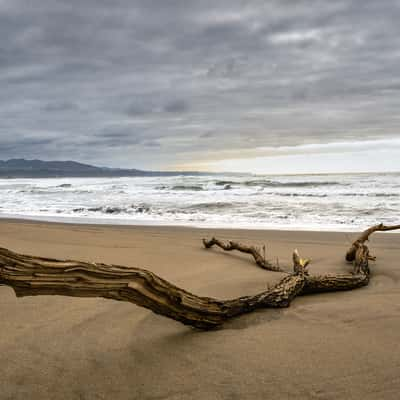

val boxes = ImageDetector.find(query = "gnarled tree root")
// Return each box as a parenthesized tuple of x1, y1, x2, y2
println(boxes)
(0, 224, 398, 330)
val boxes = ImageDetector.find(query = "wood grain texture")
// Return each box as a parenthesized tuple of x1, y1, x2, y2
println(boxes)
(1, 224, 398, 329)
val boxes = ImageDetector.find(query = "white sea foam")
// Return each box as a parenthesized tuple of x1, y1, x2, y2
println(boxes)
(0, 173, 399, 231)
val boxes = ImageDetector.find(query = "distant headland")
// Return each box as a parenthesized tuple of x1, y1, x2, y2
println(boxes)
(0, 159, 215, 178)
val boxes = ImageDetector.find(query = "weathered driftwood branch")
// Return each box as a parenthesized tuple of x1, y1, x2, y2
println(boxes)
(202, 237, 283, 271)
(0, 224, 399, 330)
(346, 223, 400, 264)
(202, 236, 371, 295)
(0, 247, 307, 329)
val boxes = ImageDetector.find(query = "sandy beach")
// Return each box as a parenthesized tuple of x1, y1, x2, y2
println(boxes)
(1, 219, 400, 399)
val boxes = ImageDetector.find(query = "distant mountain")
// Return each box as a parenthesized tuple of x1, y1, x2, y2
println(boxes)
(0, 159, 209, 178)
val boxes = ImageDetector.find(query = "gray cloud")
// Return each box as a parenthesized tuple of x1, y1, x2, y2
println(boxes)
(163, 99, 189, 113)
(0, 0, 399, 169)
(0, 137, 55, 152)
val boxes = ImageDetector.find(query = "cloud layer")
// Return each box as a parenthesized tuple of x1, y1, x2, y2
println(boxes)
(0, 0, 399, 171)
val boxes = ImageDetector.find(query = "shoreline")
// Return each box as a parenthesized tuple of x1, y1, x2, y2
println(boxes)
(0, 214, 394, 234)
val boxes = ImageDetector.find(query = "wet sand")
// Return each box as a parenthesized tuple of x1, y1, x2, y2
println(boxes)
(1, 219, 399, 399)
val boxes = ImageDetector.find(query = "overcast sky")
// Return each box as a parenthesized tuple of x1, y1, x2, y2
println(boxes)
(1, 0, 399, 173)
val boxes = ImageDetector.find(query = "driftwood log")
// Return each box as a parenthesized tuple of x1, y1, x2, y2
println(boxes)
(0, 224, 398, 330)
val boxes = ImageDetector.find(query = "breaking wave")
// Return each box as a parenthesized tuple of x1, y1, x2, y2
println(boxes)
(1, 172, 399, 231)
(73, 204, 151, 215)
(242, 180, 343, 188)
(185, 202, 239, 210)
(156, 184, 204, 191)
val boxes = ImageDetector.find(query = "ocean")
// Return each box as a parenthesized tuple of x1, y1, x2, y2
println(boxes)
(0, 173, 398, 231)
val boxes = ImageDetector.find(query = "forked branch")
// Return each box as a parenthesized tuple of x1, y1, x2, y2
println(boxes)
(345, 224, 400, 275)
(0, 223, 399, 330)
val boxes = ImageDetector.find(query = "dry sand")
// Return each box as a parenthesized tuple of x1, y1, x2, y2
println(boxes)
(0, 219, 400, 399)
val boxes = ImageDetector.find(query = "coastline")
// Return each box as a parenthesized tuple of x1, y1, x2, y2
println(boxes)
(1, 218, 400, 399)
(0, 213, 393, 233)
(1, 172, 398, 232)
